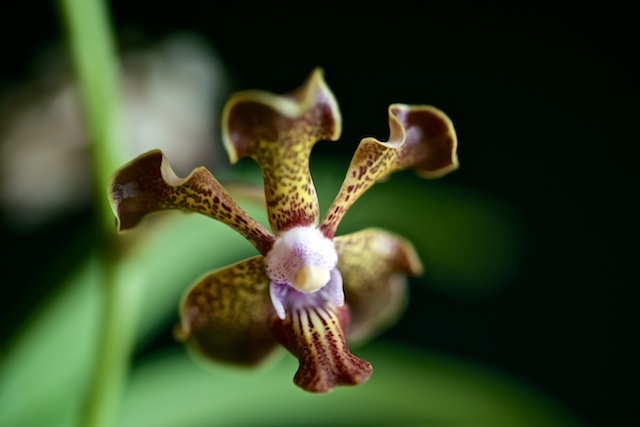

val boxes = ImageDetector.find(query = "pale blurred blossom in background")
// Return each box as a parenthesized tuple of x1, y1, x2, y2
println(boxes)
(0, 33, 227, 227)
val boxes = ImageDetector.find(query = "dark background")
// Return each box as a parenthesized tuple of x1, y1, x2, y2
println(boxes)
(1, 2, 635, 426)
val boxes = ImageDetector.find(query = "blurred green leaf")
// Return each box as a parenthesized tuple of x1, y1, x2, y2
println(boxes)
(0, 200, 265, 427)
(0, 257, 102, 427)
(118, 342, 583, 427)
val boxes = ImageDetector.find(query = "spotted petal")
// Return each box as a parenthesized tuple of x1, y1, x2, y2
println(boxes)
(108, 149, 275, 255)
(320, 104, 458, 238)
(334, 228, 423, 343)
(175, 256, 277, 365)
(270, 304, 372, 393)
(222, 68, 342, 234)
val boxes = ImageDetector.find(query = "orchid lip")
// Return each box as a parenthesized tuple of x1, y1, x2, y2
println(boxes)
(269, 268, 344, 320)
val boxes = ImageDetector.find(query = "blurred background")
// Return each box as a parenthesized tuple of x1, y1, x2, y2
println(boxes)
(0, 2, 635, 426)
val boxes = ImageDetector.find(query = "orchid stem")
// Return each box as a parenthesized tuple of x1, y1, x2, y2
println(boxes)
(57, 1, 140, 427)
(58, 0, 127, 240)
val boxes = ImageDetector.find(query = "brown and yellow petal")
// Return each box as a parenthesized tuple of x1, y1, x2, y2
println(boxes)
(320, 104, 458, 238)
(269, 304, 372, 393)
(175, 256, 277, 365)
(108, 149, 275, 255)
(334, 228, 423, 344)
(222, 68, 342, 234)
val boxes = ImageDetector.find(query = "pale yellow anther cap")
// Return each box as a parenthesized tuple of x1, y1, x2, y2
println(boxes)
(292, 265, 330, 293)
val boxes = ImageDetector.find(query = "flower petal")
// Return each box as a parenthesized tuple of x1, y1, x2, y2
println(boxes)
(270, 304, 372, 393)
(320, 104, 458, 238)
(334, 228, 423, 344)
(108, 149, 275, 255)
(222, 68, 342, 234)
(175, 256, 278, 365)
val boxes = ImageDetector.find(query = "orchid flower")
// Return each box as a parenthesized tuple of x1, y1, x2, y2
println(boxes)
(108, 68, 458, 393)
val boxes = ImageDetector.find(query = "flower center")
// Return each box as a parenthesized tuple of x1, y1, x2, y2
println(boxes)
(265, 226, 338, 294)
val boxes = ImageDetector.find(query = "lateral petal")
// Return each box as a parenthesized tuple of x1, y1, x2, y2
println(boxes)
(334, 228, 423, 343)
(176, 256, 278, 365)
(320, 104, 458, 238)
(108, 149, 274, 255)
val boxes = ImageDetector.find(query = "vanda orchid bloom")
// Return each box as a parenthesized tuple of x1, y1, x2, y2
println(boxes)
(108, 68, 458, 393)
